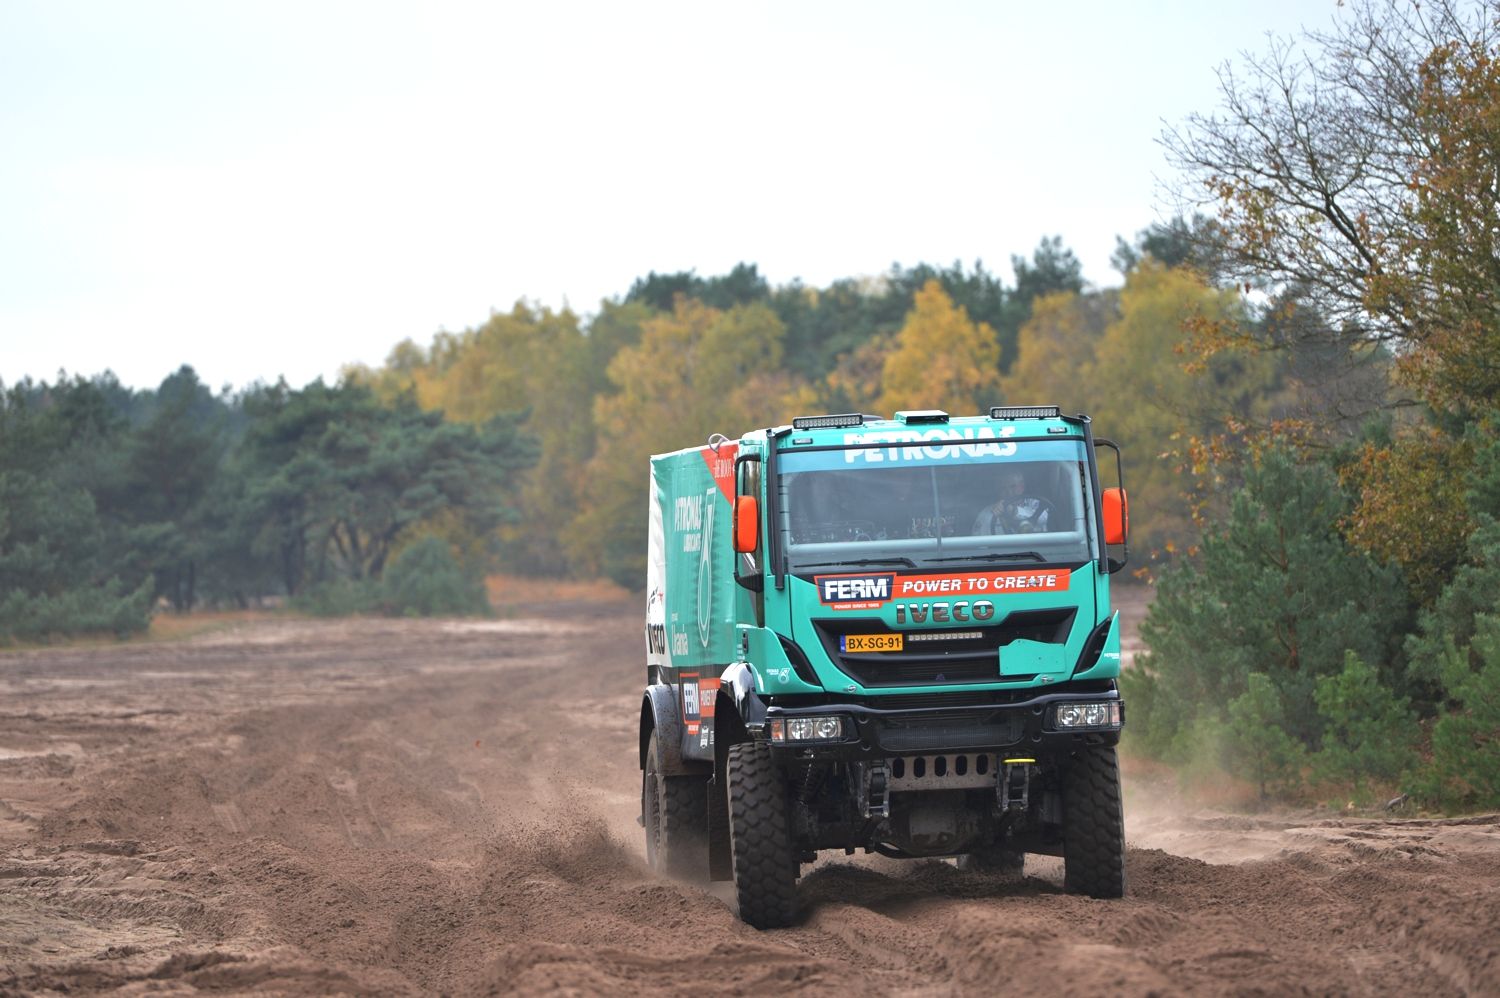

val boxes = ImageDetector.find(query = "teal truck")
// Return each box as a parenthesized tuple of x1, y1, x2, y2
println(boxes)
(639, 407, 1130, 928)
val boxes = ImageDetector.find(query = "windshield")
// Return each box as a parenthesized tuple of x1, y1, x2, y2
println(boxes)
(778, 437, 1097, 572)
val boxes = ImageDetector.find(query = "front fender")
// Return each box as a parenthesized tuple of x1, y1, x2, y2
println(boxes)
(719, 661, 765, 727)
(640, 683, 708, 776)
(1072, 611, 1122, 681)
(711, 662, 768, 789)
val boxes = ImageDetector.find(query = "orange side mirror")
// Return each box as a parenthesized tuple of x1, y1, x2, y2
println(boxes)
(1102, 487, 1128, 546)
(733, 495, 759, 553)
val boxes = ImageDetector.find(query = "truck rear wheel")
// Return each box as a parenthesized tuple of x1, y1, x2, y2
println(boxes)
(1061, 744, 1126, 898)
(726, 741, 798, 929)
(643, 731, 708, 880)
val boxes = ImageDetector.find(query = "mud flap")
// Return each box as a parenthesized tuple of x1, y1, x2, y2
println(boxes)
(709, 668, 756, 882)
(708, 766, 732, 880)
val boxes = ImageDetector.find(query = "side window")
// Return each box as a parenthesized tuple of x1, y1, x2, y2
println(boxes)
(738, 457, 760, 505)
(733, 454, 766, 595)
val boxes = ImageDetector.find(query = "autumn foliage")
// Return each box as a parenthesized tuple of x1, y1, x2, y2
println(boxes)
(1136, 0, 1500, 809)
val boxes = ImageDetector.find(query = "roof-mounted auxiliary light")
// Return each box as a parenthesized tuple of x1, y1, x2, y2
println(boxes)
(792, 413, 866, 430)
(895, 409, 950, 424)
(989, 405, 1061, 420)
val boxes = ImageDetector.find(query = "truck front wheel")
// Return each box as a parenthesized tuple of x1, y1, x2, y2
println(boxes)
(1061, 744, 1126, 898)
(643, 731, 708, 880)
(726, 741, 798, 928)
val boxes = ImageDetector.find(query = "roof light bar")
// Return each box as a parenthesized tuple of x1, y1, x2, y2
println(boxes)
(792, 413, 866, 429)
(989, 405, 1061, 420)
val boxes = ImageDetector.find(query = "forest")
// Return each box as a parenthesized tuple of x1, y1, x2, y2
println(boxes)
(3, 0, 1498, 809)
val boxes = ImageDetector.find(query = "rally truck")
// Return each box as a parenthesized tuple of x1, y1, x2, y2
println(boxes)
(639, 406, 1130, 928)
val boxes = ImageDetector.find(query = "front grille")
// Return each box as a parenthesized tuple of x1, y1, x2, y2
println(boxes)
(843, 655, 996, 686)
(856, 692, 993, 710)
(814, 609, 1075, 689)
(849, 690, 1035, 710)
(876, 713, 1025, 751)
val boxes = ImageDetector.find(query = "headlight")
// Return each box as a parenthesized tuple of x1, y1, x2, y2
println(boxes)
(1053, 701, 1122, 729)
(768, 715, 847, 743)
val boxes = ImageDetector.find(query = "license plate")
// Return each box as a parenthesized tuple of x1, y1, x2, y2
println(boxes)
(842, 633, 904, 653)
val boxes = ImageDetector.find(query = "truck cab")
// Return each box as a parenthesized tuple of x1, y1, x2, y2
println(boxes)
(640, 407, 1129, 928)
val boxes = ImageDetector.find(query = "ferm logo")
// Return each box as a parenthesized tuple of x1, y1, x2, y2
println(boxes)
(816, 574, 895, 609)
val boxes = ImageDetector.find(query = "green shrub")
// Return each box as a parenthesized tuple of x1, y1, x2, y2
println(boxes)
(1406, 422, 1500, 700)
(1406, 520, 1500, 693)
(292, 578, 383, 617)
(1139, 447, 1409, 748)
(380, 536, 490, 617)
(0, 469, 154, 642)
(1119, 658, 1172, 758)
(1312, 651, 1418, 802)
(1415, 615, 1500, 810)
(1226, 673, 1307, 801)
(0, 575, 153, 642)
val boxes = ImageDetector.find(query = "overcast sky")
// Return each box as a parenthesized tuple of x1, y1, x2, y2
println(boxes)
(1, 1, 1339, 392)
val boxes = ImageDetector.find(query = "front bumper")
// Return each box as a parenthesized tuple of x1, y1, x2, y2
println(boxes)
(755, 689, 1123, 761)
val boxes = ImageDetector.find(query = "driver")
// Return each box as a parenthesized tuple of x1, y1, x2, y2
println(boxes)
(972, 467, 1050, 534)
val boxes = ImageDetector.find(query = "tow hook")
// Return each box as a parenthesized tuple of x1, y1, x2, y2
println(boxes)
(860, 760, 891, 819)
(998, 757, 1034, 814)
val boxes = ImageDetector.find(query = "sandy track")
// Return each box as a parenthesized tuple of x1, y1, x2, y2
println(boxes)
(2, 605, 1498, 996)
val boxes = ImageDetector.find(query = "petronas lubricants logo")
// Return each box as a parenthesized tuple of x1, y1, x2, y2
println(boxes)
(697, 488, 715, 648)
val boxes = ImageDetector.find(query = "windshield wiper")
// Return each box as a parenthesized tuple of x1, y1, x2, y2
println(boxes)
(799, 557, 918, 569)
(928, 552, 1046, 564)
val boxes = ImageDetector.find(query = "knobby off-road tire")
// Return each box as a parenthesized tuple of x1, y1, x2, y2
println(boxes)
(1061, 744, 1126, 898)
(726, 741, 798, 929)
(643, 731, 709, 881)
